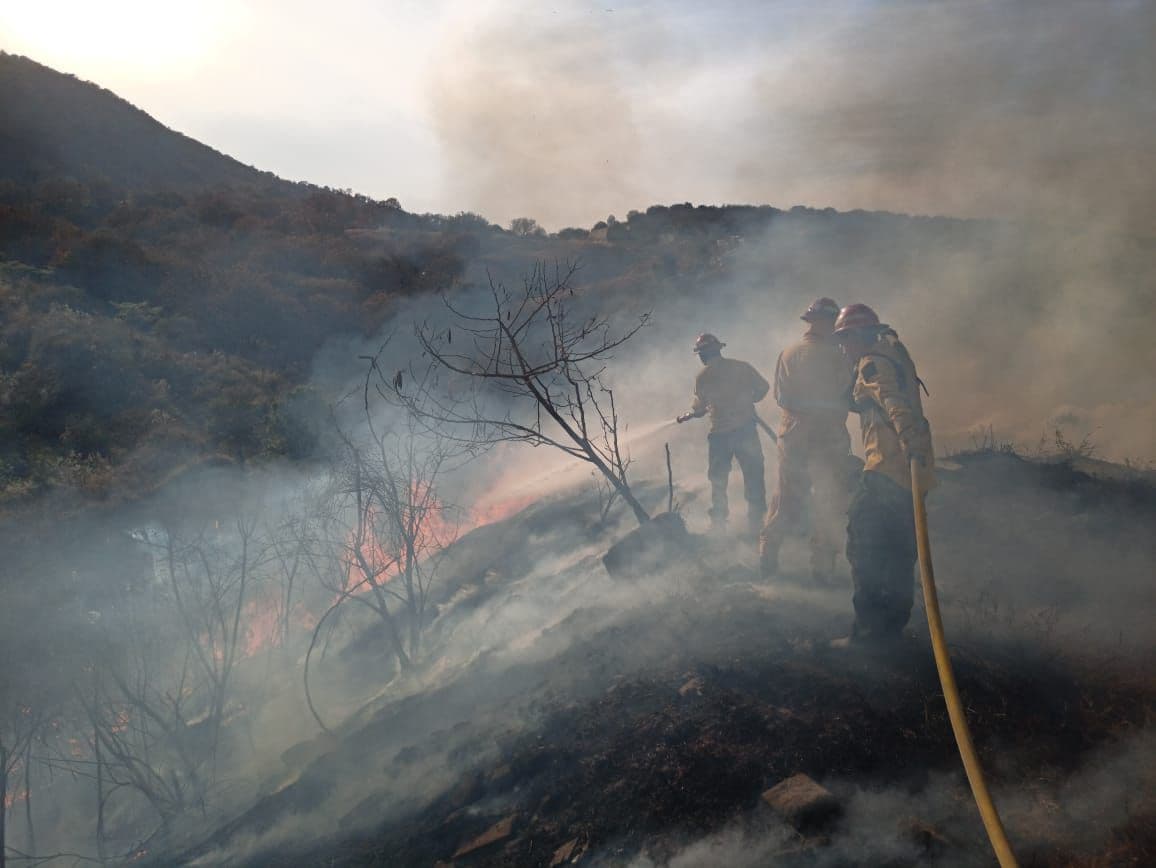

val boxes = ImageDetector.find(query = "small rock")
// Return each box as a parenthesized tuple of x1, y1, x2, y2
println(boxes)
(550, 837, 579, 866)
(453, 814, 517, 858)
(280, 732, 338, 770)
(486, 763, 512, 785)
(900, 817, 951, 854)
(761, 773, 841, 829)
(678, 676, 704, 697)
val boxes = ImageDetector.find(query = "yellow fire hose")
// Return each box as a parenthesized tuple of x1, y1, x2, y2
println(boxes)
(911, 458, 1019, 867)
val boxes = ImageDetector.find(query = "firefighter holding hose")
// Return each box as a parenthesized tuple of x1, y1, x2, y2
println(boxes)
(676, 333, 770, 538)
(830, 303, 935, 646)
(832, 304, 1019, 865)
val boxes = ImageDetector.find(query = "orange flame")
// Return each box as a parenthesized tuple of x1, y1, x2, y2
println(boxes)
(241, 593, 318, 657)
(343, 482, 457, 593)
(468, 492, 537, 527)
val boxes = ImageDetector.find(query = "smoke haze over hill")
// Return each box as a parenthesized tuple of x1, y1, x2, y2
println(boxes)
(5, 2, 1154, 230)
(428, 0, 1156, 231)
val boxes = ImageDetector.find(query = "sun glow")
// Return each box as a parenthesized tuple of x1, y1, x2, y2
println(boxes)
(0, 1, 241, 74)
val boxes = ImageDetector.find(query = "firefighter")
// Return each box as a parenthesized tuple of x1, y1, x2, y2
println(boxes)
(676, 333, 770, 536)
(831, 303, 935, 645)
(759, 297, 855, 583)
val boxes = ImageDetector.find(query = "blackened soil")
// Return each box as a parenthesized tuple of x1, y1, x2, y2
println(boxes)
(226, 581, 1154, 868)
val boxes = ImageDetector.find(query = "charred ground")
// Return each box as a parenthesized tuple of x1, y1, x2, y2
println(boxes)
(167, 452, 1156, 867)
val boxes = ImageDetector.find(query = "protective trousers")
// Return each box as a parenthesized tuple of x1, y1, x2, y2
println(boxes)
(846, 470, 916, 638)
(759, 425, 851, 579)
(707, 422, 766, 533)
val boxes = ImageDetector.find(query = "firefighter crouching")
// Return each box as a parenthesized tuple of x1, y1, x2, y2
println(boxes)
(831, 304, 935, 645)
(759, 297, 855, 583)
(677, 333, 771, 537)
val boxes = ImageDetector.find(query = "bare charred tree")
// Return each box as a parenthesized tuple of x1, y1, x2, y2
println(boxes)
(266, 512, 308, 650)
(408, 261, 651, 525)
(301, 354, 459, 728)
(0, 704, 43, 868)
(152, 514, 267, 774)
(59, 511, 273, 846)
(75, 668, 196, 842)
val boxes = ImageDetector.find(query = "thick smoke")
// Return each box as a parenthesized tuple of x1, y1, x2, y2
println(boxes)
(427, 1, 646, 231)
(428, 1, 1156, 232)
(740, 0, 1156, 232)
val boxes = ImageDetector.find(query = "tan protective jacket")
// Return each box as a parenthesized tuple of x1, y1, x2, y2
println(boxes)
(691, 357, 771, 433)
(851, 331, 936, 493)
(774, 332, 854, 438)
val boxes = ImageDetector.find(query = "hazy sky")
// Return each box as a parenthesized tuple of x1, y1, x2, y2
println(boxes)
(3, 0, 1154, 230)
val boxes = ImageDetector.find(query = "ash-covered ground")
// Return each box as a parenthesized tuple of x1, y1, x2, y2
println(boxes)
(160, 451, 1155, 868)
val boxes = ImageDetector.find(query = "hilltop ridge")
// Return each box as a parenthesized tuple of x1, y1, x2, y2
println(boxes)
(0, 52, 284, 192)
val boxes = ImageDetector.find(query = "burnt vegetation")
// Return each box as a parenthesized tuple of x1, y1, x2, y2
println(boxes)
(171, 465, 1156, 867)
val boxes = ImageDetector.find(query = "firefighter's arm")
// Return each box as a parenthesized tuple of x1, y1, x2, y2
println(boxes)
(857, 356, 931, 462)
(678, 378, 709, 423)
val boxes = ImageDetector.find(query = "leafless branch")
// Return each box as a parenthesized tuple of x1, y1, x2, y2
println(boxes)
(402, 261, 651, 524)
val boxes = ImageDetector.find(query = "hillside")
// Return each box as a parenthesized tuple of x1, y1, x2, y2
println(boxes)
(160, 451, 1156, 867)
(0, 53, 282, 193)
(0, 53, 500, 508)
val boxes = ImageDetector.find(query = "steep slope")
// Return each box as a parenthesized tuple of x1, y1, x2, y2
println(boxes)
(0, 52, 281, 192)
(0, 56, 485, 507)
(161, 453, 1156, 868)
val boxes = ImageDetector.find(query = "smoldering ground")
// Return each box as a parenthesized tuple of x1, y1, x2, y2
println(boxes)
(159, 463, 1155, 866)
(624, 730, 1156, 868)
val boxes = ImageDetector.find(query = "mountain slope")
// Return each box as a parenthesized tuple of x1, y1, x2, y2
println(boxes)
(0, 52, 282, 192)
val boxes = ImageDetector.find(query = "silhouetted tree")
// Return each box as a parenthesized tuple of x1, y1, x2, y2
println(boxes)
(408, 262, 651, 525)
(509, 217, 546, 237)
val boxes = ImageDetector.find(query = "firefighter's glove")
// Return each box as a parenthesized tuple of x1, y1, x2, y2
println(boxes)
(899, 430, 929, 466)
